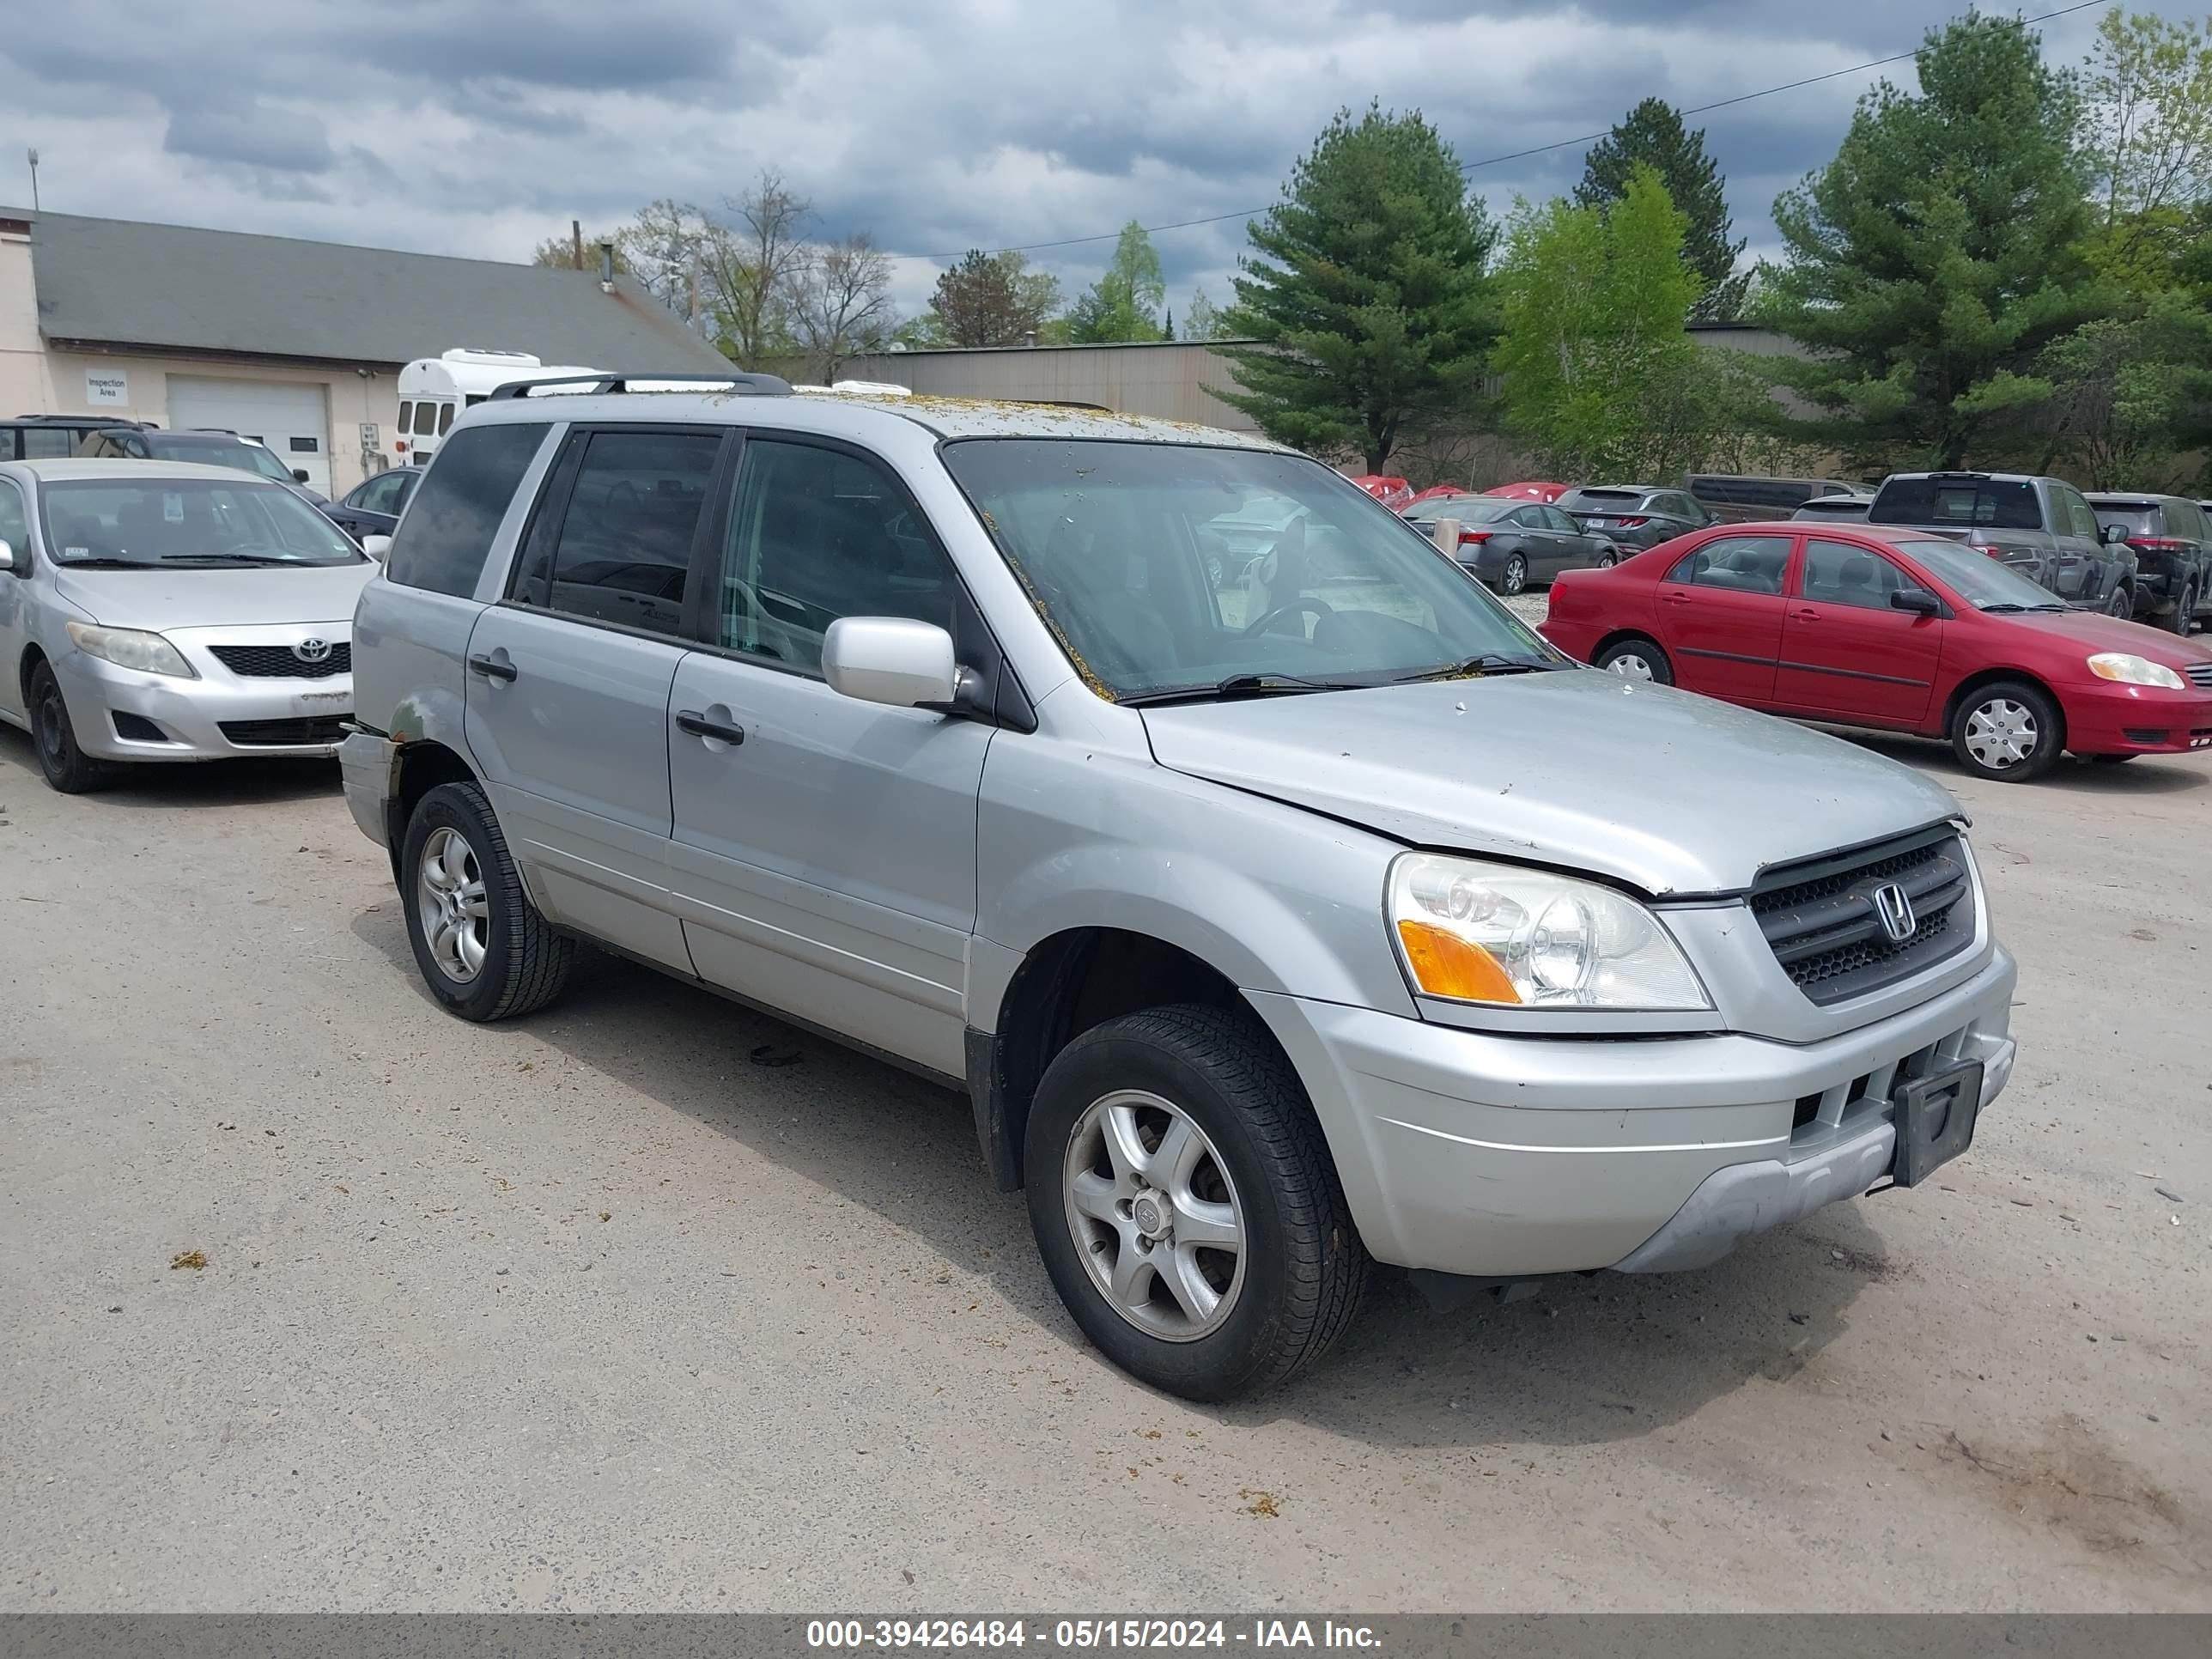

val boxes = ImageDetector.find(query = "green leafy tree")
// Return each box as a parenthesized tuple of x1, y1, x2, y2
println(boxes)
(927, 250, 1062, 345)
(1068, 221, 1167, 343)
(1182, 287, 1233, 340)
(2034, 289, 2212, 485)
(2081, 8, 2212, 289)
(1494, 168, 1715, 480)
(1575, 98, 1747, 320)
(1757, 12, 2107, 470)
(1216, 104, 1497, 472)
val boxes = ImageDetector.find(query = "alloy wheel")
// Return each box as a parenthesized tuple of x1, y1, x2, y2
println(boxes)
(1502, 556, 1527, 594)
(1964, 697, 2039, 769)
(1061, 1089, 1247, 1342)
(416, 826, 489, 983)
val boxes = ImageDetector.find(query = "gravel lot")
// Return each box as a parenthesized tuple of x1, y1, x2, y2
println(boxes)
(2, 651, 2206, 1612)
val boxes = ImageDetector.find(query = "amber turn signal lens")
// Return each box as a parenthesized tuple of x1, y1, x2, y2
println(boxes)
(1395, 920, 1522, 1004)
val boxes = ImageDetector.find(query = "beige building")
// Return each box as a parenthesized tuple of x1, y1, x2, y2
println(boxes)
(1, 208, 732, 496)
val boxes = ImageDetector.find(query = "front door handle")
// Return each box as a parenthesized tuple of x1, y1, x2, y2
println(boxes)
(676, 709, 745, 745)
(1660, 591, 1691, 605)
(468, 653, 517, 682)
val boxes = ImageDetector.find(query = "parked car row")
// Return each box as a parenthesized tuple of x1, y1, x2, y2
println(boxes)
(6, 386, 2033, 1403)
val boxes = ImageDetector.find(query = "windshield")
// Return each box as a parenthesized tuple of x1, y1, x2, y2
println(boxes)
(942, 440, 1557, 700)
(40, 478, 364, 567)
(1871, 477, 2041, 532)
(1894, 540, 2062, 610)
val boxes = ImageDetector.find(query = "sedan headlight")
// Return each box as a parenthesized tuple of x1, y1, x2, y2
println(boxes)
(1388, 853, 1710, 1010)
(64, 622, 197, 678)
(2087, 652, 2185, 690)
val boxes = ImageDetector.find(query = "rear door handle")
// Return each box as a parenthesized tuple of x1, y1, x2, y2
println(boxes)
(676, 709, 745, 745)
(467, 653, 517, 682)
(1660, 591, 1691, 605)
(1790, 607, 1821, 620)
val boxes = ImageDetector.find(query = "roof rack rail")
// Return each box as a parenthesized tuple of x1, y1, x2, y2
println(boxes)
(487, 372, 793, 401)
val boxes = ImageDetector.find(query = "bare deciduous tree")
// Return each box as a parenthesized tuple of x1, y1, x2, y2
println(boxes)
(795, 233, 896, 381)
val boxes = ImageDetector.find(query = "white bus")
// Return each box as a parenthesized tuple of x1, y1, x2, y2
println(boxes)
(393, 349, 602, 464)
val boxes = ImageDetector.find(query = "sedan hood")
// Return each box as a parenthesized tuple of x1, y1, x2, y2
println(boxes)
(51, 562, 373, 630)
(1996, 608, 2212, 668)
(1140, 671, 1962, 896)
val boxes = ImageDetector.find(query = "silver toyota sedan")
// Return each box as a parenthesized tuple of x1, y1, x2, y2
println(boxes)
(0, 459, 374, 793)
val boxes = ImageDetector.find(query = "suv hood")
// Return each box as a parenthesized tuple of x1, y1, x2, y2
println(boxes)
(51, 562, 373, 630)
(1139, 671, 1962, 896)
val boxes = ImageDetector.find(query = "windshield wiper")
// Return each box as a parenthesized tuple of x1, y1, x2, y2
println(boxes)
(52, 557, 155, 570)
(1979, 602, 2066, 613)
(157, 554, 301, 567)
(1119, 672, 1365, 707)
(1391, 652, 1559, 683)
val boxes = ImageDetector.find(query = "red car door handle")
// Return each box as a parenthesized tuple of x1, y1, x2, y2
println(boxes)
(1790, 607, 1820, 620)
(1661, 591, 1691, 605)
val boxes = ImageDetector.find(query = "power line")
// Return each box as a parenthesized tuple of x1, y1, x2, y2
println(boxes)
(920, 0, 2107, 264)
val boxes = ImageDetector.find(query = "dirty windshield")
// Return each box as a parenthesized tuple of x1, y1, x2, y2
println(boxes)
(943, 439, 1553, 700)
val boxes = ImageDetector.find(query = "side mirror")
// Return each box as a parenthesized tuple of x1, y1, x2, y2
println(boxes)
(360, 534, 392, 560)
(2100, 522, 2129, 545)
(822, 616, 960, 709)
(292, 468, 312, 485)
(1891, 586, 1942, 616)
(0, 538, 14, 573)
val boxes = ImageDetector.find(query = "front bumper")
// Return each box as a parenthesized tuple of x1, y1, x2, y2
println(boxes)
(2061, 683, 2212, 756)
(1246, 945, 2017, 1279)
(54, 645, 353, 763)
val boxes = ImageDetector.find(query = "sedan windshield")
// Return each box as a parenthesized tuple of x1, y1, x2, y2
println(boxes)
(942, 440, 1558, 700)
(1894, 540, 2064, 611)
(40, 478, 364, 567)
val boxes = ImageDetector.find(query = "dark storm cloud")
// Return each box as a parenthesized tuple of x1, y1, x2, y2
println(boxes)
(0, 0, 2120, 318)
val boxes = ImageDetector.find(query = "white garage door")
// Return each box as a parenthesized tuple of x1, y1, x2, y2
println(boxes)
(166, 377, 334, 495)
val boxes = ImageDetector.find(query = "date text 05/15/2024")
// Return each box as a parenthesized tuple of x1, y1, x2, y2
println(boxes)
(805, 1620, 1382, 1650)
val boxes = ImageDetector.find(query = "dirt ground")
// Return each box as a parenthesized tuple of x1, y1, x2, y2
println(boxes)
(0, 711, 2204, 1612)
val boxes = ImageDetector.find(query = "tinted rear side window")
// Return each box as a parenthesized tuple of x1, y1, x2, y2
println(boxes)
(383, 422, 548, 598)
(515, 428, 720, 636)
(1870, 477, 2040, 532)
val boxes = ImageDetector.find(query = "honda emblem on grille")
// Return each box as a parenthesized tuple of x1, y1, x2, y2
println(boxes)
(1872, 882, 1916, 944)
(293, 637, 332, 665)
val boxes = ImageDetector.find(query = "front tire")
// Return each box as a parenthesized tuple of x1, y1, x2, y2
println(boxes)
(27, 663, 107, 794)
(1024, 1005, 1369, 1402)
(2107, 582, 2133, 618)
(1950, 679, 2063, 783)
(1595, 636, 1674, 684)
(401, 781, 573, 1020)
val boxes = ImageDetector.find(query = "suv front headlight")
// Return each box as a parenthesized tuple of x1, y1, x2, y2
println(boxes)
(1388, 853, 1710, 1010)
(65, 623, 197, 678)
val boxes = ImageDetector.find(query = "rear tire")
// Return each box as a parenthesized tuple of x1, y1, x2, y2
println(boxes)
(1595, 549, 1619, 568)
(1498, 554, 1528, 594)
(1595, 636, 1674, 685)
(2169, 582, 2197, 636)
(1949, 678, 2063, 783)
(401, 781, 573, 1021)
(28, 663, 108, 795)
(1024, 1005, 1370, 1402)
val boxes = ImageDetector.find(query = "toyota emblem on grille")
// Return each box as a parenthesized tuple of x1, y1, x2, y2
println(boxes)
(293, 637, 332, 665)
(1872, 882, 1916, 945)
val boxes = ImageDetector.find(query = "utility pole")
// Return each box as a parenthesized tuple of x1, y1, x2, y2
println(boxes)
(27, 149, 39, 213)
(570, 218, 583, 270)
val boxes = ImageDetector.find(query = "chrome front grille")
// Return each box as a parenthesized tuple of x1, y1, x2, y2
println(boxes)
(1752, 826, 1974, 1006)
(2184, 662, 2212, 690)
(210, 642, 351, 680)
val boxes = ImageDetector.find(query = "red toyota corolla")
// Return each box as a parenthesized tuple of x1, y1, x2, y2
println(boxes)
(1539, 522, 2212, 782)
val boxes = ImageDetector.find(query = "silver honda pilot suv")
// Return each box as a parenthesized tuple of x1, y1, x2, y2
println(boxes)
(341, 374, 2018, 1401)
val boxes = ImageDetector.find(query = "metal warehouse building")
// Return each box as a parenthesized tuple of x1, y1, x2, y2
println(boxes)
(0, 209, 733, 495)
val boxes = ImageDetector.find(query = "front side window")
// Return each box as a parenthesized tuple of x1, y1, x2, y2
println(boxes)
(514, 428, 720, 636)
(1541, 506, 1579, 534)
(36, 478, 362, 567)
(1665, 534, 1792, 595)
(1801, 540, 1912, 610)
(941, 440, 1553, 700)
(383, 421, 548, 597)
(355, 471, 407, 514)
(1893, 540, 2067, 611)
(0, 477, 27, 554)
(719, 440, 957, 672)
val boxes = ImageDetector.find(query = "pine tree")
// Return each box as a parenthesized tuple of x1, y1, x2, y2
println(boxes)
(1576, 99, 1747, 321)
(1216, 104, 1497, 472)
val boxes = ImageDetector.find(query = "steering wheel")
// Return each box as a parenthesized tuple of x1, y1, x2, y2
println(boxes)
(1243, 596, 1333, 637)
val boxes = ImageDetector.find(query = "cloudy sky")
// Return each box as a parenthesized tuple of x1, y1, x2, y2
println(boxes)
(0, 0, 2124, 326)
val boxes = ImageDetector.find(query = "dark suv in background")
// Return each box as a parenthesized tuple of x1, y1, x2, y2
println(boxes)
(83, 427, 326, 502)
(2085, 493, 2209, 635)
(1556, 484, 1711, 550)
(1689, 474, 1870, 524)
